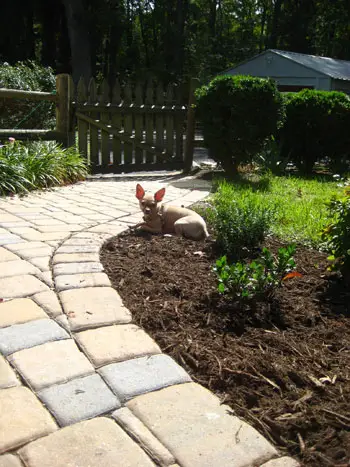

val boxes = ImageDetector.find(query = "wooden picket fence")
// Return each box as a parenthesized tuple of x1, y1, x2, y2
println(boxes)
(74, 76, 197, 173)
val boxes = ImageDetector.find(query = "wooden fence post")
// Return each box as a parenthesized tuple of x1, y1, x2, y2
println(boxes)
(56, 74, 74, 147)
(184, 77, 199, 172)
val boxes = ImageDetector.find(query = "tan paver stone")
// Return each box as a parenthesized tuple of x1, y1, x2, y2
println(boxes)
(75, 324, 161, 367)
(0, 260, 40, 278)
(55, 273, 110, 292)
(13, 248, 53, 260)
(59, 287, 131, 331)
(38, 224, 84, 233)
(53, 262, 103, 276)
(113, 407, 175, 466)
(0, 275, 49, 299)
(32, 291, 62, 318)
(52, 252, 100, 264)
(0, 214, 22, 223)
(0, 386, 57, 453)
(0, 454, 24, 467)
(29, 219, 66, 226)
(37, 271, 53, 288)
(18, 417, 155, 467)
(127, 382, 278, 467)
(0, 355, 20, 388)
(5, 241, 49, 251)
(36, 232, 69, 242)
(0, 247, 19, 262)
(0, 298, 47, 328)
(28, 256, 50, 271)
(9, 340, 95, 391)
(261, 457, 300, 467)
(88, 223, 127, 234)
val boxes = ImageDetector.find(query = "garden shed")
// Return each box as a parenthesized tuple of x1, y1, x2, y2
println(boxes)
(223, 49, 350, 94)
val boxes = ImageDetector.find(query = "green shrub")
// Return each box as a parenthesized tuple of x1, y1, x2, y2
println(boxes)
(214, 244, 298, 300)
(0, 61, 56, 131)
(0, 139, 88, 196)
(279, 90, 350, 174)
(321, 188, 350, 275)
(207, 180, 277, 259)
(195, 75, 284, 175)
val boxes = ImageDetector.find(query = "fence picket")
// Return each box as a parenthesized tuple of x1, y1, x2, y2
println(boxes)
(165, 84, 174, 157)
(174, 83, 184, 161)
(77, 78, 88, 159)
(88, 78, 99, 168)
(155, 82, 164, 164)
(111, 79, 122, 166)
(145, 79, 155, 164)
(100, 79, 111, 168)
(123, 82, 133, 165)
(134, 82, 143, 165)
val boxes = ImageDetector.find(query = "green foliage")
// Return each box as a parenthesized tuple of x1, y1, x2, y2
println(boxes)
(0, 61, 56, 130)
(0, 139, 88, 196)
(195, 75, 284, 175)
(207, 180, 277, 259)
(255, 136, 289, 175)
(279, 90, 350, 174)
(214, 245, 297, 299)
(321, 189, 350, 274)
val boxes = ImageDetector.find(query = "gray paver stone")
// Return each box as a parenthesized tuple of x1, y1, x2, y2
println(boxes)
(261, 457, 300, 467)
(0, 298, 47, 328)
(59, 287, 131, 331)
(18, 417, 155, 467)
(0, 319, 69, 356)
(113, 407, 175, 466)
(99, 354, 191, 401)
(38, 373, 120, 427)
(55, 272, 110, 292)
(32, 291, 62, 317)
(0, 275, 49, 299)
(75, 324, 161, 368)
(52, 253, 100, 264)
(127, 382, 277, 467)
(0, 454, 23, 467)
(9, 340, 95, 391)
(55, 244, 100, 254)
(0, 355, 20, 388)
(0, 386, 57, 454)
(53, 262, 103, 276)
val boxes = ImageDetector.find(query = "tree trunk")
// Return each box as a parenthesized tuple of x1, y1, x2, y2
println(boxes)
(62, 0, 92, 84)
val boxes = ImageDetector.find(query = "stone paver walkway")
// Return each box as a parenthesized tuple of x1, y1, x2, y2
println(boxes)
(0, 174, 299, 467)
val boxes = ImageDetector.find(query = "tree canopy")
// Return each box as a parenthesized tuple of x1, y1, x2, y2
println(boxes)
(1, 0, 350, 84)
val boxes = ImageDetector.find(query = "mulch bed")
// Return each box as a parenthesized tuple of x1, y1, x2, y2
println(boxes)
(100, 230, 350, 467)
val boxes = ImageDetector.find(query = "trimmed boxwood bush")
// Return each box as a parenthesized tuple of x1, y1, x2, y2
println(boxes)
(0, 61, 56, 131)
(195, 75, 284, 175)
(279, 90, 350, 174)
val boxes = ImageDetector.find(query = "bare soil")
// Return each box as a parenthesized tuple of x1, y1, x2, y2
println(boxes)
(101, 230, 350, 467)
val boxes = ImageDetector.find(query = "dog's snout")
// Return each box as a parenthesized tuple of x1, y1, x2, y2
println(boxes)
(145, 207, 151, 214)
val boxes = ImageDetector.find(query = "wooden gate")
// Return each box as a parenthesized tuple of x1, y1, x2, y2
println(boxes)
(74, 77, 197, 174)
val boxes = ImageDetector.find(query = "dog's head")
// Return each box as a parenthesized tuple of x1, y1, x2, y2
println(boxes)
(136, 184, 165, 219)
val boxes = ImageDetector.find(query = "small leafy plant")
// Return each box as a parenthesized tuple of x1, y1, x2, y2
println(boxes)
(322, 188, 350, 275)
(214, 244, 299, 300)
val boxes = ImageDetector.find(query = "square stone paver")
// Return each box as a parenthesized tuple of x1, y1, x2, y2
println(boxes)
(0, 386, 57, 454)
(0, 355, 20, 389)
(0, 298, 47, 328)
(0, 319, 69, 356)
(52, 253, 100, 264)
(55, 273, 110, 292)
(53, 262, 103, 276)
(99, 354, 191, 401)
(0, 454, 23, 467)
(18, 417, 155, 467)
(75, 324, 161, 368)
(38, 373, 120, 427)
(0, 275, 49, 299)
(0, 247, 19, 262)
(0, 260, 39, 278)
(9, 340, 95, 391)
(32, 291, 62, 318)
(55, 244, 100, 254)
(127, 382, 277, 467)
(59, 287, 131, 331)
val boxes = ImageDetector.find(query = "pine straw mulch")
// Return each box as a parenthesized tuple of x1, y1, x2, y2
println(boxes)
(100, 230, 350, 467)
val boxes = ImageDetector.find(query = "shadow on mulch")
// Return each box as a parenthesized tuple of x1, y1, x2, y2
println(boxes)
(100, 231, 350, 467)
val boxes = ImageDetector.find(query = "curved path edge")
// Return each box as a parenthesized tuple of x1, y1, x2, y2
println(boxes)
(0, 177, 299, 467)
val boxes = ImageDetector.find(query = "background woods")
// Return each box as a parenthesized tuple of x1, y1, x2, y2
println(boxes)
(1, 0, 350, 85)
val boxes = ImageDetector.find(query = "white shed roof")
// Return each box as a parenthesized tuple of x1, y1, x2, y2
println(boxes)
(266, 50, 350, 81)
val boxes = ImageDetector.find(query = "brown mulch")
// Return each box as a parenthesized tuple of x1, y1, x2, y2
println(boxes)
(100, 231, 350, 467)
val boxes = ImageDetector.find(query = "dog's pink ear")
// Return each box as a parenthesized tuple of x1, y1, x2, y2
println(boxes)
(136, 184, 145, 200)
(154, 187, 166, 202)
